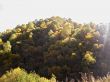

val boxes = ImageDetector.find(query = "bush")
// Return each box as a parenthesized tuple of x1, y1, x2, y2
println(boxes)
(0, 67, 56, 82)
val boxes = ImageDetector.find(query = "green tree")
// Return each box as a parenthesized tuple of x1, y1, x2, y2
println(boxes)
(3, 41, 12, 53)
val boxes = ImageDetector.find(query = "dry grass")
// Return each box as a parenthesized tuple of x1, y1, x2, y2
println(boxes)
(65, 73, 110, 82)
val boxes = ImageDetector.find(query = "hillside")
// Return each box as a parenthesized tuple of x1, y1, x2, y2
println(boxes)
(0, 16, 110, 81)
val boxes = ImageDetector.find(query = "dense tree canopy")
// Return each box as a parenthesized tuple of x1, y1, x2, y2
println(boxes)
(0, 16, 109, 81)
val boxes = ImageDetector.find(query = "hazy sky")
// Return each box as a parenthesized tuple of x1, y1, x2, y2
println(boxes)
(0, 0, 110, 32)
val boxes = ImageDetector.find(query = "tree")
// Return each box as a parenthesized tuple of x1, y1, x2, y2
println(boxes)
(9, 33, 17, 40)
(3, 41, 12, 53)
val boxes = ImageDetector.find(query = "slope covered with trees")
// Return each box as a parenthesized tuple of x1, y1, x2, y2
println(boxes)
(0, 16, 109, 81)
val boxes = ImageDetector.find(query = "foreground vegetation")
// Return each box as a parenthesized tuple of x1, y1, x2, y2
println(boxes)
(0, 16, 110, 81)
(0, 67, 110, 82)
(0, 67, 56, 82)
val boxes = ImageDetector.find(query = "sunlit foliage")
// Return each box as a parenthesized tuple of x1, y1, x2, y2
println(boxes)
(0, 67, 56, 82)
(0, 16, 109, 81)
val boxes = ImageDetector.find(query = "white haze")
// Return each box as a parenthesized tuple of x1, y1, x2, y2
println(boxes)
(0, 0, 110, 32)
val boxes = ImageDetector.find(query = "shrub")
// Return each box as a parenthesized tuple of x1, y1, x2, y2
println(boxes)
(0, 67, 56, 82)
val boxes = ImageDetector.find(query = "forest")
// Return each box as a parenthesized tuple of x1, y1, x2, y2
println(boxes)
(0, 16, 110, 82)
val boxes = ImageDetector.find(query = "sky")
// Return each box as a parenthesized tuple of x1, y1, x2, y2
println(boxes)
(0, 0, 110, 32)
